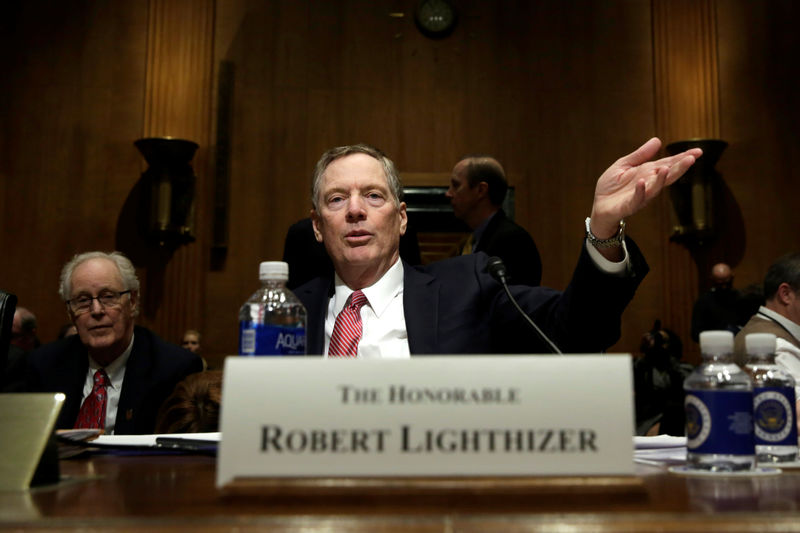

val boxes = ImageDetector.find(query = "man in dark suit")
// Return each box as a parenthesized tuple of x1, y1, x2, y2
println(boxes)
(446, 155, 542, 286)
(26, 251, 203, 434)
(295, 140, 702, 357)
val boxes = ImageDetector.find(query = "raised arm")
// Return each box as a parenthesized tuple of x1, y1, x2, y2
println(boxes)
(589, 137, 702, 261)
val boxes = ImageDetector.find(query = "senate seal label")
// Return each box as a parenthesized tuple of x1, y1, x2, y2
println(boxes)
(685, 394, 712, 449)
(754, 390, 793, 442)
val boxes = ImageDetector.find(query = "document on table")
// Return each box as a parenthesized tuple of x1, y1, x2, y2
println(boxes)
(633, 435, 686, 466)
(57, 430, 220, 448)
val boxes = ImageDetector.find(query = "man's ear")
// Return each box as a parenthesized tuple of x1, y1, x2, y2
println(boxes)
(777, 282, 795, 305)
(128, 290, 140, 315)
(311, 210, 324, 243)
(398, 202, 408, 236)
(476, 181, 489, 199)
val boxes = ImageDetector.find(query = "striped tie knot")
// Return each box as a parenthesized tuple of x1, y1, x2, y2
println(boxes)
(348, 290, 368, 311)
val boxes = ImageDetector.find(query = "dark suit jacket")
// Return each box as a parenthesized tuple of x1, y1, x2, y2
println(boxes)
(26, 325, 203, 434)
(295, 239, 649, 355)
(473, 209, 542, 286)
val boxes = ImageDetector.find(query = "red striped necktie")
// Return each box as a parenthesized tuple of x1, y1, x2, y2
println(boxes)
(328, 290, 368, 357)
(74, 369, 109, 429)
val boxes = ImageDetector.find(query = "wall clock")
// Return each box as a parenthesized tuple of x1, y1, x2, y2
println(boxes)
(414, 0, 457, 39)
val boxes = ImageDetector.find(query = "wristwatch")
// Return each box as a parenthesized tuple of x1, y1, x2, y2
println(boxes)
(585, 217, 625, 248)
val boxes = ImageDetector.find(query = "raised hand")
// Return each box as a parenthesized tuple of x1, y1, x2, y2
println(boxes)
(590, 137, 702, 240)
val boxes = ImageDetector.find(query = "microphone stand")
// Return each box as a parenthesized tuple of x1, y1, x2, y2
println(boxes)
(489, 257, 563, 355)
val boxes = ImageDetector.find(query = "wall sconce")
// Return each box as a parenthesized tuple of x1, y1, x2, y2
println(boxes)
(134, 137, 198, 247)
(666, 139, 727, 247)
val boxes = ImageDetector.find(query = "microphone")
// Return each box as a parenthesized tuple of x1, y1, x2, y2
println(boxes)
(487, 257, 563, 355)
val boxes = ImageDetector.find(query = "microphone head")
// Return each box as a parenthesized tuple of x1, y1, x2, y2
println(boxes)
(487, 256, 507, 284)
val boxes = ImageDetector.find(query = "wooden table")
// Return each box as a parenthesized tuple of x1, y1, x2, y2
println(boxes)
(3, 451, 800, 532)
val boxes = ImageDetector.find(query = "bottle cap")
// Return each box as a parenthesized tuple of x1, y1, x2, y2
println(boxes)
(259, 261, 289, 281)
(745, 332, 776, 356)
(699, 330, 734, 355)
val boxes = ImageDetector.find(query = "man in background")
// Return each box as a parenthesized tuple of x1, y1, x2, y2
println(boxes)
(26, 251, 203, 434)
(446, 155, 542, 286)
(11, 306, 40, 352)
(734, 253, 800, 423)
(2, 306, 40, 391)
(691, 262, 757, 342)
(734, 253, 800, 368)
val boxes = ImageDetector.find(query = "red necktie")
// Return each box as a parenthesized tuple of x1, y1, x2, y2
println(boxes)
(74, 369, 109, 429)
(328, 290, 368, 357)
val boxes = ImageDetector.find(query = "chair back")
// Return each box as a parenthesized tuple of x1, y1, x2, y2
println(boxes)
(0, 290, 19, 384)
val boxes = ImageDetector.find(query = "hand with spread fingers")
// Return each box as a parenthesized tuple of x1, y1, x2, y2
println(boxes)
(590, 137, 702, 239)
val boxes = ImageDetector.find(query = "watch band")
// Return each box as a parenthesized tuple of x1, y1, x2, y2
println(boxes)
(585, 217, 625, 248)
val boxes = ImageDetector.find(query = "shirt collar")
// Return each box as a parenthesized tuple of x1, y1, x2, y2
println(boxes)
(333, 257, 404, 317)
(758, 306, 800, 340)
(88, 333, 134, 391)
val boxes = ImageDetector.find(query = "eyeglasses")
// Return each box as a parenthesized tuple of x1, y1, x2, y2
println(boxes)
(67, 290, 131, 314)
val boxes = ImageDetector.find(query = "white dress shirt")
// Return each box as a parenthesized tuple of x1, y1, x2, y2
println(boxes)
(324, 258, 409, 359)
(81, 334, 134, 434)
(754, 306, 800, 398)
(321, 238, 630, 359)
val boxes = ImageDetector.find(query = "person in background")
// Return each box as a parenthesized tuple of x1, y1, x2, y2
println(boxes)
(26, 251, 203, 434)
(181, 329, 202, 354)
(690, 262, 757, 342)
(633, 320, 693, 436)
(446, 155, 542, 286)
(2, 306, 40, 392)
(11, 306, 40, 352)
(155, 370, 223, 433)
(294, 138, 701, 357)
(734, 253, 800, 432)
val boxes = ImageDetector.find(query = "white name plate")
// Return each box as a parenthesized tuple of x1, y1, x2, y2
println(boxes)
(216, 355, 634, 487)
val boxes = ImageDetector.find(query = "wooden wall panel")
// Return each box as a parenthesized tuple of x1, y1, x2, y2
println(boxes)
(652, 0, 722, 363)
(0, 2, 149, 342)
(138, 0, 215, 343)
(1, 0, 798, 369)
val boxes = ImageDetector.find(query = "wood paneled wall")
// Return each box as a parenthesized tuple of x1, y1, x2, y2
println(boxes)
(1, 0, 798, 368)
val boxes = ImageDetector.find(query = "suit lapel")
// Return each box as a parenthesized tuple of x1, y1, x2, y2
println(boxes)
(116, 327, 150, 433)
(57, 339, 91, 428)
(403, 262, 439, 354)
(295, 277, 333, 355)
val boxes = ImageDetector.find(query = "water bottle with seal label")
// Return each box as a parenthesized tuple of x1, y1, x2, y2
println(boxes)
(684, 330, 755, 471)
(744, 332, 798, 463)
(238, 261, 307, 356)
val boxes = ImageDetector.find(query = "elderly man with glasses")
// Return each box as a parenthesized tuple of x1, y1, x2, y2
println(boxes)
(26, 251, 203, 434)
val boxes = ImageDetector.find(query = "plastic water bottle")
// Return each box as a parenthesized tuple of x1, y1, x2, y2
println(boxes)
(238, 261, 307, 356)
(744, 332, 799, 463)
(684, 330, 755, 471)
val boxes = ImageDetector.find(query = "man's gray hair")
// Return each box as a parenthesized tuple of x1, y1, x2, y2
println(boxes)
(311, 144, 403, 211)
(59, 251, 141, 304)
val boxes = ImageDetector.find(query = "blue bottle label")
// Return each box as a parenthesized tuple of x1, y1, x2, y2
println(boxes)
(753, 386, 798, 446)
(685, 390, 754, 455)
(239, 322, 306, 356)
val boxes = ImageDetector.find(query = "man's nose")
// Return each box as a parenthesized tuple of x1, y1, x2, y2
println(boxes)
(89, 298, 106, 314)
(345, 196, 367, 218)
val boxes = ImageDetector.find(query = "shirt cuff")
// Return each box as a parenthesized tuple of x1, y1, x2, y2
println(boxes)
(584, 239, 630, 276)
